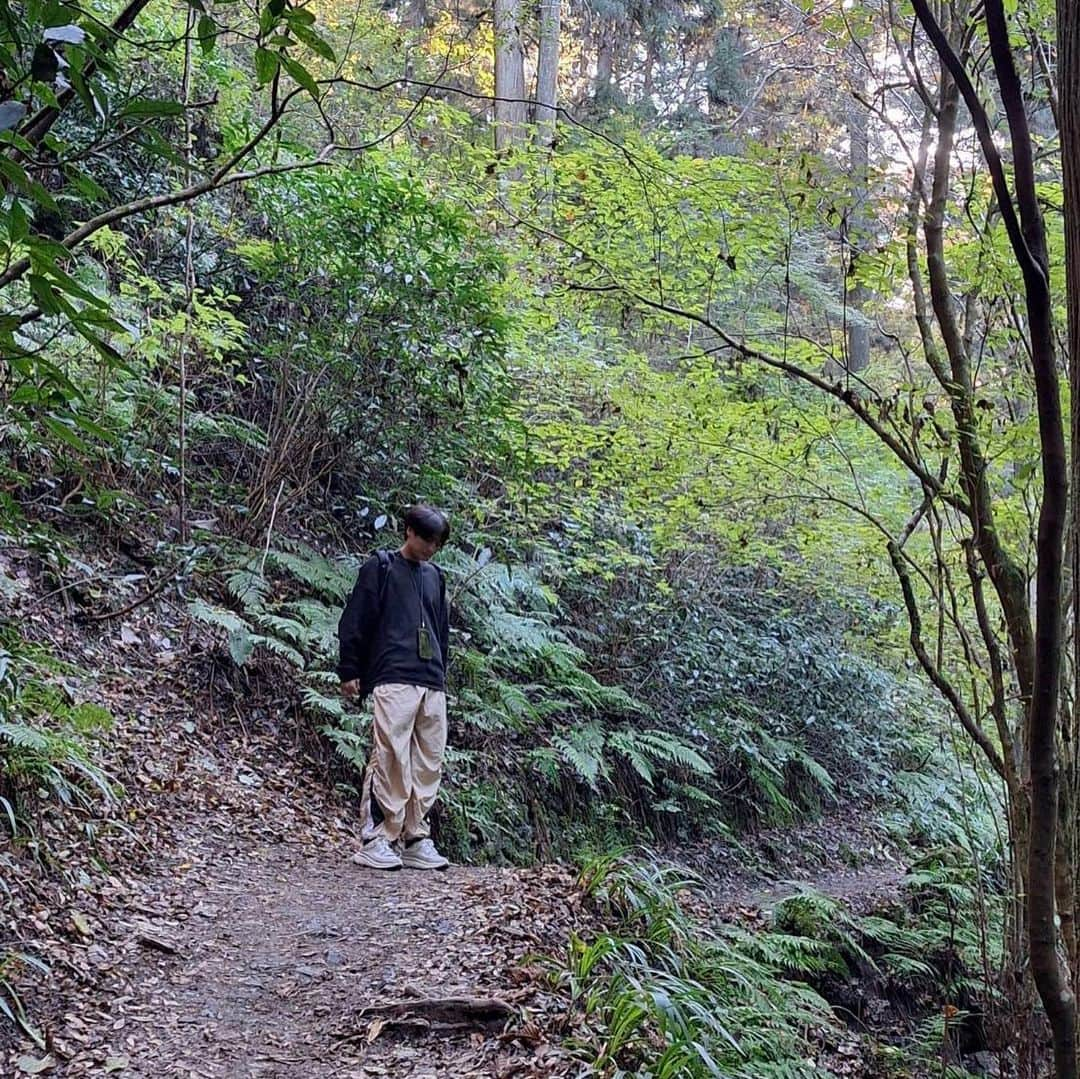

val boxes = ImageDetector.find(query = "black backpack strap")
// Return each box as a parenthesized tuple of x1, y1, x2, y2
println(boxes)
(375, 549, 392, 602)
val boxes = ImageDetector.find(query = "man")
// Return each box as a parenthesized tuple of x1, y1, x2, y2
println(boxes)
(337, 504, 452, 870)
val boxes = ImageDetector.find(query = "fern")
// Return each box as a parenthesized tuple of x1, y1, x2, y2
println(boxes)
(250, 633, 305, 668)
(254, 612, 310, 647)
(631, 729, 712, 775)
(263, 544, 354, 601)
(320, 723, 368, 771)
(556, 856, 840, 1077)
(0, 721, 49, 752)
(552, 722, 608, 787)
(302, 685, 349, 721)
(226, 567, 270, 612)
(189, 597, 250, 636)
(606, 729, 656, 785)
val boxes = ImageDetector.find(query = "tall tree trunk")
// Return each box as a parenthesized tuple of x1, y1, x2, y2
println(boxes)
(534, 0, 560, 148)
(494, 0, 527, 154)
(402, 0, 431, 30)
(913, 0, 1075, 1066)
(844, 66, 871, 373)
(1063, 0, 1080, 1027)
(595, 19, 615, 103)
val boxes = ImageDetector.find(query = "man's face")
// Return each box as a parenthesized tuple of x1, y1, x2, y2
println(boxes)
(404, 527, 441, 561)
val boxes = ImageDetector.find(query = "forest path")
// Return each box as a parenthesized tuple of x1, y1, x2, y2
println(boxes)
(47, 838, 586, 1078)
(2, 653, 906, 1078)
(38, 827, 904, 1079)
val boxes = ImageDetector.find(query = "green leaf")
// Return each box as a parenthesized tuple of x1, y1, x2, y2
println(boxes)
(228, 624, 254, 666)
(254, 47, 279, 85)
(197, 14, 216, 54)
(63, 166, 108, 202)
(68, 57, 96, 116)
(27, 274, 65, 315)
(8, 198, 28, 243)
(0, 156, 58, 212)
(290, 22, 335, 62)
(42, 415, 90, 452)
(120, 98, 184, 118)
(282, 55, 318, 97)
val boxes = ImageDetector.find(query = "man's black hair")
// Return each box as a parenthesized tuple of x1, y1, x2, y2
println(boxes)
(404, 504, 451, 545)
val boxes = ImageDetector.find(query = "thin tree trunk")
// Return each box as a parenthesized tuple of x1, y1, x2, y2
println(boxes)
(494, 0, 527, 154)
(844, 67, 870, 373)
(595, 19, 615, 103)
(534, 0, 560, 148)
(1062, 0, 1080, 1033)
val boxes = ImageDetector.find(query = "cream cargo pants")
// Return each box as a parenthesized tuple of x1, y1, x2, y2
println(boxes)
(360, 683, 448, 843)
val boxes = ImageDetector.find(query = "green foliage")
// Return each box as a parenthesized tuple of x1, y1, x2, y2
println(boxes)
(770, 855, 1003, 1072)
(0, 950, 49, 1050)
(0, 639, 116, 835)
(550, 855, 839, 1076)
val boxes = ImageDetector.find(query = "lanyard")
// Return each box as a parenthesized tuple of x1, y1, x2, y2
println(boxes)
(410, 560, 428, 629)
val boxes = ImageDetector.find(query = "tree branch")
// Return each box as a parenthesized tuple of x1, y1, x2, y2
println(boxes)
(888, 539, 1005, 778)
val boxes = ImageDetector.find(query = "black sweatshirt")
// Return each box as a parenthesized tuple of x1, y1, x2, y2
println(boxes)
(336, 551, 450, 692)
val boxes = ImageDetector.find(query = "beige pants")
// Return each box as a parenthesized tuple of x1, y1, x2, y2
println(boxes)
(361, 683, 447, 843)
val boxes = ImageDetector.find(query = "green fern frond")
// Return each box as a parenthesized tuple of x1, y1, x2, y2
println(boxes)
(302, 686, 349, 721)
(226, 568, 270, 612)
(633, 730, 712, 775)
(263, 546, 354, 601)
(0, 722, 49, 752)
(552, 722, 608, 787)
(250, 634, 305, 668)
(255, 613, 309, 647)
(606, 730, 655, 785)
(188, 598, 250, 636)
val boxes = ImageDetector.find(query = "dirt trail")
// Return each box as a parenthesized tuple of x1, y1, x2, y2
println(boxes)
(7, 827, 906, 1078)
(28, 840, 586, 1078)
(28, 835, 902, 1078)
(1, 604, 907, 1078)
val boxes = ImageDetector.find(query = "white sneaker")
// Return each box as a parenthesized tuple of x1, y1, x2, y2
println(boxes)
(400, 838, 449, 870)
(351, 837, 402, 870)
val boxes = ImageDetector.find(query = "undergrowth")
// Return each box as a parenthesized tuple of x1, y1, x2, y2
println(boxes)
(187, 529, 923, 865)
(0, 624, 116, 1056)
(548, 853, 840, 1077)
(553, 843, 1005, 1078)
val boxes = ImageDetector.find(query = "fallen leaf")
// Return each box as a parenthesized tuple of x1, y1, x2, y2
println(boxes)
(17, 1055, 56, 1074)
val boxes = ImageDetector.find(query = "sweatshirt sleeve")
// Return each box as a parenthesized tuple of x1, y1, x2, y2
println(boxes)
(437, 568, 450, 673)
(336, 555, 381, 682)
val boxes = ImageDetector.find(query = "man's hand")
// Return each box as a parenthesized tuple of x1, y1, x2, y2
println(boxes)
(341, 679, 360, 698)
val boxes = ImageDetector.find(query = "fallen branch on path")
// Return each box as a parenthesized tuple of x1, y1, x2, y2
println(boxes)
(336, 996, 516, 1046)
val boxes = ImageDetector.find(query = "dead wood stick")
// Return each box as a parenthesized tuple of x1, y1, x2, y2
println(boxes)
(354, 995, 515, 1025)
(134, 928, 180, 955)
(82, 560, 188, 623)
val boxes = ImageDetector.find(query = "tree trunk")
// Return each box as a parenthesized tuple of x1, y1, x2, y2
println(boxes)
(1063, 0, 1080, 1030)
(534, 0, 560, 148)
(912, 0, 1076, 1067)
(494, 0, 527, 154)
(401, 0, 431, 30)
(595, 19, 615, 104)
(844, 68, 870, 373)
